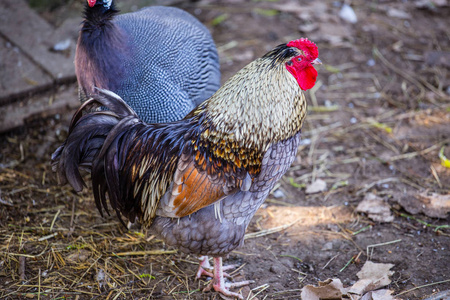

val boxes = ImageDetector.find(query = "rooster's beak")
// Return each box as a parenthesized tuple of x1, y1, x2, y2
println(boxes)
(311, 58, 322, 65)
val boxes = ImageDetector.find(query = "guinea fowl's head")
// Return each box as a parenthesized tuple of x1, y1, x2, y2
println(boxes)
(83, 0, 118, 23)
(87, 0, 113, 9)
(284, 38, 321, 91)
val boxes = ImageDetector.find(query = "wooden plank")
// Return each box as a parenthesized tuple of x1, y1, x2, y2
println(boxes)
(0, 87, 79, 133)
(0, 35, 54, 104)
(0, 0, 79, 103)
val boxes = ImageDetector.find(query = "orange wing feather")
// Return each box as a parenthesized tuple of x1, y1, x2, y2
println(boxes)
(159, 125, 261, 218)
(172, 163, 227, 217)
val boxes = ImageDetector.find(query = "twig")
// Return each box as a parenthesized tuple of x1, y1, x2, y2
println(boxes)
(396, 279, 450, 296)
(3, 247, 48, 258)
(113, 250, 177, 256)
(352, 225, 372, 236)
(38, 232, 58, 241)
(229, 263, 246, 276)
(38, 268, 41, 300)
(49, 210, 61, 231)
(399, 213, 449, 231)
(340, 252, 363, 273)
(430, 165, 442, 188)
(308, 105, 339, 112)
(356, 178, 400, 196)
(68, 197, 76, 237)
(339, 256, 354, 272)
(374, 48, 433, 101)
(268, 289, 303, 296)
(70, 255, 102, 288)
(279, 254, 302, 262)
(305, 121, 343, 137)
(367, 239, 402, 260)
(388, 141, 447, 162)
(322, 254, 339, 270)
(309, 79, 322, 107)
(244, 220, 299, 239)
(19, 256, 26, 282)
(19, 230, 24, 252)
(247, 283, 270, 300)
(366, 130, 398, 154)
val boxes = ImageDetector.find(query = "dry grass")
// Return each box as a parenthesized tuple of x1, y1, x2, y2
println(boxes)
(1, 0, 450, 299)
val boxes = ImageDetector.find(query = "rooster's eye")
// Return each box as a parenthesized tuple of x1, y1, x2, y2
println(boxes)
(297, 57, 302, 62)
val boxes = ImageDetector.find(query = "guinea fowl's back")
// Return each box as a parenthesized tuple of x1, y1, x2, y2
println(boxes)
(115, 7, 220, 122)
(76, 2, 220, 123)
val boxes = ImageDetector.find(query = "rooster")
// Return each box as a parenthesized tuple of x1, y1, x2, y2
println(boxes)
(53, 38, 320, 299)
(77, 0, 220, 123)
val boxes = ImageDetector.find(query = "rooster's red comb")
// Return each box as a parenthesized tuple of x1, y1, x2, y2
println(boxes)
(287, 38, 319, 60)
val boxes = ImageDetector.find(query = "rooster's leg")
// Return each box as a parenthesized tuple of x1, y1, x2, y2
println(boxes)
(196, 256, 235, 279)
(203, 257, 253, 300)
(196, 256, 213, 279)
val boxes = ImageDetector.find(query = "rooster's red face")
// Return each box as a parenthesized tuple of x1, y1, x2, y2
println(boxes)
(87, 0, 96, 7)
(285, 38, 321, 91)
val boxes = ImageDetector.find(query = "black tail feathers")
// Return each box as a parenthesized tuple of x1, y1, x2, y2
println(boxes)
(51, 88, 138, 193)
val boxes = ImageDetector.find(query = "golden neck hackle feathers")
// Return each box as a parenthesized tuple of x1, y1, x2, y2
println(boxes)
(199, 56, 307, 152)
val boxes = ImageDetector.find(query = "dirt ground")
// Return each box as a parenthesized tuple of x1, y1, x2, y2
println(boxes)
(1, 0, 449, 299)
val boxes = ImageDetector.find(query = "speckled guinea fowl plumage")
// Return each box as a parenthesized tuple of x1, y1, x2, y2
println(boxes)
(53, 39, 320, 299)
(76, 1, 220, 123)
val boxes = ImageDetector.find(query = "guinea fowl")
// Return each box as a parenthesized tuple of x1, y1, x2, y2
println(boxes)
(53, 38, 321, 299)
(76, 0, 220, 123)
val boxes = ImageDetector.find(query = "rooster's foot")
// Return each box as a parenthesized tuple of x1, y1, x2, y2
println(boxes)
(204, 280, 254, 300)
(202, 257, 254, 300)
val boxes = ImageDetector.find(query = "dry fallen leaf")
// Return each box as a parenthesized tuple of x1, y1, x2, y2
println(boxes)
(356, 193, 394, 222)
(305, 179, 327, 194)
(394, 192, 450, 218)
(348, 261, 395, 295)
(301, 261, 396, 300)
(339, 4, 358, 24)
(301, 278, 348, 300)
(418, 192, 450, 218)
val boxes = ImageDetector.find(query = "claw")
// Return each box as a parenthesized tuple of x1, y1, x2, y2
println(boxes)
(203, 282, 244, 300)
(202, 257, 253, 299)
(227, 280, 255, 289)
(222, 264, 238, 272)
